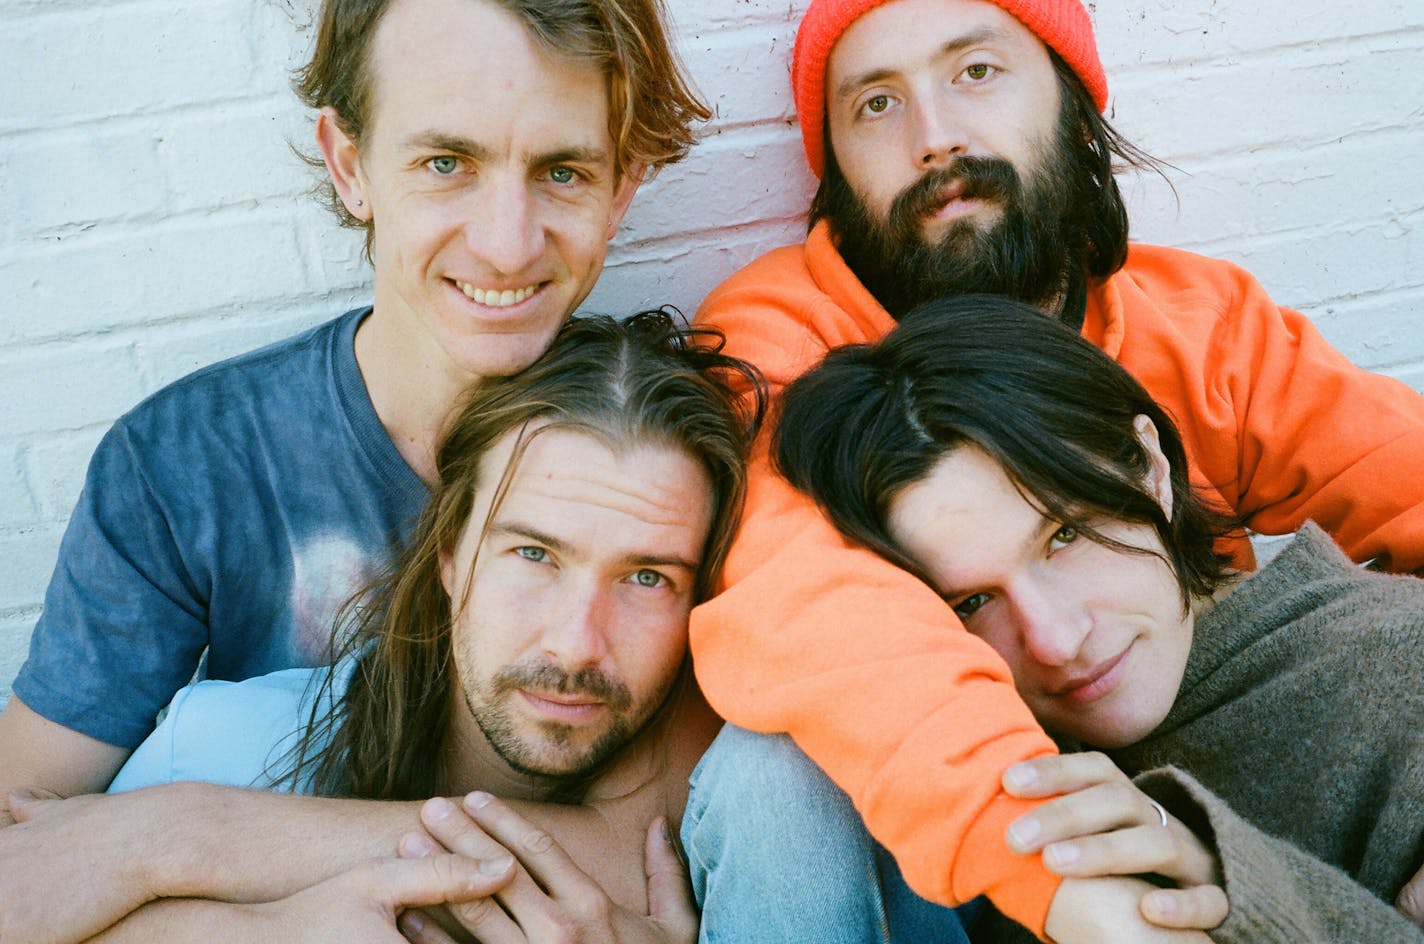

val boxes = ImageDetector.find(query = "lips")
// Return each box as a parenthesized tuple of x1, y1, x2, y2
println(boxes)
(519, 688, 605, 722)
(1052, 645, 1132, 705)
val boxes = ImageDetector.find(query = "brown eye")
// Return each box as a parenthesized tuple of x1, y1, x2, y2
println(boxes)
(864, 95, 889, 114)
(1051, 526, 1079, 547)
(962, 63, 995, 81)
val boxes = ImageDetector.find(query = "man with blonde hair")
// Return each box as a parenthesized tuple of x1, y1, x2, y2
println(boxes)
(0, 0, 710, 936)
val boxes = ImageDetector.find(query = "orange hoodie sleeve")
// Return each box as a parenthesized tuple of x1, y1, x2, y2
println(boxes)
(1105, 246, 1424, 575)
(690, 244, 1064, 934)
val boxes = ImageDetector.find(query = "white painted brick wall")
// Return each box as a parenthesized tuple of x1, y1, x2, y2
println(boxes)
(2, 0, 1421, 699)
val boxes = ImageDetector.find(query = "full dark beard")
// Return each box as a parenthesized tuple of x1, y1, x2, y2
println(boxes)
(823, 120, 1084, 320)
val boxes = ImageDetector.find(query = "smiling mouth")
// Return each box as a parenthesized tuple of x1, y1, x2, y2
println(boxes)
(1053, 646, 1133, 705)
(454, 280, 540, 308)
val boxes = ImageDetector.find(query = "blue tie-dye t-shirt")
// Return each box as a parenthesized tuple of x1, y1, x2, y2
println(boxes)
(16, 308, 427, 749)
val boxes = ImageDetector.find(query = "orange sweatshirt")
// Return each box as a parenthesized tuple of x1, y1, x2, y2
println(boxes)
(691, 221, 1424, 936)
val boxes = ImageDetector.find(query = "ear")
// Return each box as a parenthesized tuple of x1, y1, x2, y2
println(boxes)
(315, 106, 372, 222)
(605, 162, 645, 240)
(438, 541, 457, 598)
(1132, 414, 1173, 520)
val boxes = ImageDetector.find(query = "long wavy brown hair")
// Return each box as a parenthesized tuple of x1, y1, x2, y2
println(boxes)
(279, 311, 762, 799)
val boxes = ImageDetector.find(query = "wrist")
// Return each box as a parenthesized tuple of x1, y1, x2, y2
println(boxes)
(125, 781, 230, 899)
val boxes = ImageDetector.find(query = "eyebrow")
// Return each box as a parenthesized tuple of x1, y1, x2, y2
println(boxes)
(400, 132, 611, 169)
(935, 513, 1060, 598)
(834, 26, 1013, 101)
(489, 522, 700, 572)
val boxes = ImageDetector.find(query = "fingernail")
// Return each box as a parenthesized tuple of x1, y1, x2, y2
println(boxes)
(401, 910, 425, 933)
(1044, 842, 1080, 868)
(480, 854, 515, 875)
(425, 796, 455, 820)
(1003, 763, 1037, 790)
(659, 817, 674, 845)
(465, 790, 493, 811)
(399, 831, 439, 857)
(1006, 816, 1040, 850)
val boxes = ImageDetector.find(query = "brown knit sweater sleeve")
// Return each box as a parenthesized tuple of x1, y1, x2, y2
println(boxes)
(1137, 767, 1424, 943)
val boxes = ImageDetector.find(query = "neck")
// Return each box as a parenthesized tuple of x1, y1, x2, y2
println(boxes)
(353, 306, 474, 486)
(438, 702, 572, 804)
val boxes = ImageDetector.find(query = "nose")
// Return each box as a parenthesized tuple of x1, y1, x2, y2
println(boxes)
(910, 92, 967, 169)
(540, 579, 610, 670)
(1012, 580, 1092, 667)
(463, 174, 546, 276)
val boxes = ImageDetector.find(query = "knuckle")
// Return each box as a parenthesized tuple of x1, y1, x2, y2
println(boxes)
(547, 914, 585, 944)
(521, 826, 556, 855)
(455, 895, 501, 925)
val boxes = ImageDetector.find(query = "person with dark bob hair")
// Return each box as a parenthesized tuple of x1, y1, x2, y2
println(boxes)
(775, 294, 1424, 943)
(688, 1, 1424, 937)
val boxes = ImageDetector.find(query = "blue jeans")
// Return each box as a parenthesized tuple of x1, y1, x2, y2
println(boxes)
(682, 724, 982, 943)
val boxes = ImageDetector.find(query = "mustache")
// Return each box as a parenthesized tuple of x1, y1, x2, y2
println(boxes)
(888, 157, 1020, 232)
(493, 660, 633, 712)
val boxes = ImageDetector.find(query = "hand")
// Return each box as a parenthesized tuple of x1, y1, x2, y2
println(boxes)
(0, 788, 165, 944)
(1045, 876, 1215, 944)
(1003, 753, 1227, 931)
(1398, 860, 1424, 926)
(209, 854, 514, 944)
(398, 793, 698, 944)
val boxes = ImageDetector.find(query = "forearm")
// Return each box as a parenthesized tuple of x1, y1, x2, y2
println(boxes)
(83, 898, 258, 944)
(137, 782, 425, 902)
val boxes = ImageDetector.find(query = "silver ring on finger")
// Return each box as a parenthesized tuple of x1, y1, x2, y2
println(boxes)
(1148, 799, 1169, 828)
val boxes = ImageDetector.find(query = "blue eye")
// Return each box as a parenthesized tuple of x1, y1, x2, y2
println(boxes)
(632, 569, 665, 588)
(549, 166, 576, 184)
(516, 547, 547, 562)
(429, 156, 459, 175)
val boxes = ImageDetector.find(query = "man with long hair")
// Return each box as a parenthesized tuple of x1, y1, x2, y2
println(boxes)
(0, 0, 709, 935)
(686, 0, 1424, 940)
(55, 312, 759, 939)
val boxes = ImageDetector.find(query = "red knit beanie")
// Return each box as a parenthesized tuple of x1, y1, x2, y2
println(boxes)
(792, 0, 1108, 177)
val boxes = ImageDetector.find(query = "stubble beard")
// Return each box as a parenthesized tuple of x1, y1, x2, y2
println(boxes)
(465, 660, 653, 786)
(823, 108, 1085, 320)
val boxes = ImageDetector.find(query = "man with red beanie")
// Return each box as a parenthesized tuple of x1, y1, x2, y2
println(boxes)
(682, 0, 1424, 941)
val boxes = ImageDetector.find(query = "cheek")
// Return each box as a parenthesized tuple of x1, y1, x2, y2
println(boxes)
(616, 607, 690, 693)
(970, 619, 1025, 678)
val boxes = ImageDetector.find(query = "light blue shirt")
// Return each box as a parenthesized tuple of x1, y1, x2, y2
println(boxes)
(109, 658, 355, 794)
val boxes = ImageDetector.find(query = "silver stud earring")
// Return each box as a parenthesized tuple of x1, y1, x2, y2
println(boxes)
(355, 198, 364, 207)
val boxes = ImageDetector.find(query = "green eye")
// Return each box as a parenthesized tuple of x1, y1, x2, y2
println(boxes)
(429, 156, 459, 175)
(963, 64, 993, 81)
(1051, 526, 1079, 547)
(632, 569, 664, 588)
(550, 166, 576, 184)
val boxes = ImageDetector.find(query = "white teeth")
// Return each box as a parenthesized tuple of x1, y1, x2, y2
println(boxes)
(457, 282, 537, 307)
